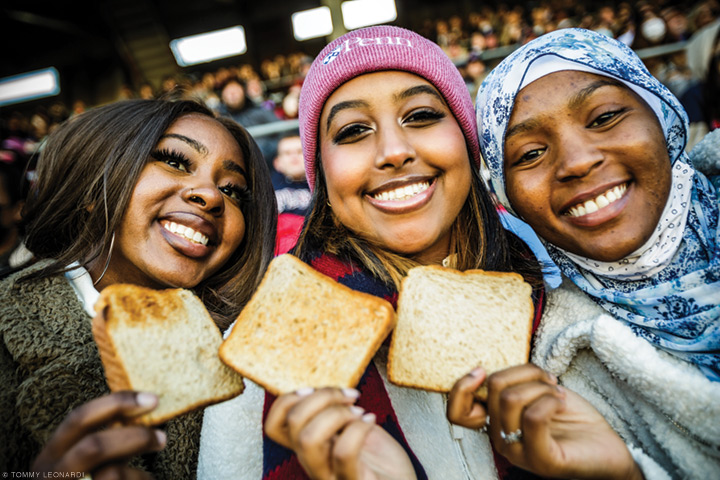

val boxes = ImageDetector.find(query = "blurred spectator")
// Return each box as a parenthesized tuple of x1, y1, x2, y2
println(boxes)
(464, 54, 488, 100)
(689, 0, 720, 31)
(687, 18, 720, 131)
(138, 82, 156, 100)
(217, 76, 281, 161)
(0, 161, 32, 275)
(271, 134, 311, 254)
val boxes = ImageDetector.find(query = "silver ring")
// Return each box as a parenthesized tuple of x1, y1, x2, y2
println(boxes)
(481, 415, 490, 433)
(500, 428, 523, 444)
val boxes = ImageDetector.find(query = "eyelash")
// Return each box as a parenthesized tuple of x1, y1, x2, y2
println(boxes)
(151, 148, 191, 171)
(150, 148, 251, 205)
(588, 108, 625, 128)
(332, 108, 446, 144)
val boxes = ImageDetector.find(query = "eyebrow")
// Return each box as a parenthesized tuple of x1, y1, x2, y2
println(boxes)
(568, 78, 623, 110)
(505, 118, 542, 140)
(506, 79, 624, 140)
(395, 84, 444, 102)
(223, 159, 247, 178)
(159, 133, 209, 155)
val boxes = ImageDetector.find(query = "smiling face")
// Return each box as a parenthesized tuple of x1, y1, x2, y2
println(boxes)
(319, 71, 472, 265)
(503, 70, 671, 262)
(95, 113, 248, 290)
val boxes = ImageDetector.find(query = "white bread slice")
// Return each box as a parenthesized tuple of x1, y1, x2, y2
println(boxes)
(219, 254, 395, 396)
(92, 284, 245, 426)
(388, 266, 533, 399)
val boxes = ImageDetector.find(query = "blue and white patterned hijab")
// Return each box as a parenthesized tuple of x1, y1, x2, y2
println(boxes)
(477, 28, 720, 381)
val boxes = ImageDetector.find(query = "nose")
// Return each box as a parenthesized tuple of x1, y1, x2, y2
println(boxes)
(183, 184, 225, 216)
(555, 136, 604, 181)
(375, 124, 416, 169)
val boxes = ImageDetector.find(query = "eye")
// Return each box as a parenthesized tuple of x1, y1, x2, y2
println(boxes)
(333, 124, 371, 144)
(403, 108, 446, 125)
(151, 148, 191, 172)
(514, 148, 546, 166)
(219, 183, 251, 204)
(588, 109, 625, 128)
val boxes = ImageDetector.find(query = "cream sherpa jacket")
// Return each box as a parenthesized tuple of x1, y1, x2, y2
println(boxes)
(535, 280, 720, 479)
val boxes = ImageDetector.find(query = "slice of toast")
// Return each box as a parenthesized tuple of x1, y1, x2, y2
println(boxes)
(92, 284, 245, 425)
(219, 254, 395, 395)
(387, 266, 533, 399)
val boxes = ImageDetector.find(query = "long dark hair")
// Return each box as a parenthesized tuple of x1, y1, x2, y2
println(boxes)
(294, 149, 541, 290)
(21, 99, 276, 328)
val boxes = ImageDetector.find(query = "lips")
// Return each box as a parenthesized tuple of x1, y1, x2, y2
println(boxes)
(158, 212, 218, 258)
(365, 176, 437, 213)
(564, 182, 628, 218)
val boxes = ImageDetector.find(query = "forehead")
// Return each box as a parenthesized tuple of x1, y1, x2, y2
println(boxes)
(162, 114, 243, 158)
(511, 70, 637, 117)
(322, 71, 438, 113)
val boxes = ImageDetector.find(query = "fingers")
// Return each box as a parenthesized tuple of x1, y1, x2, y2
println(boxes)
(485, 365, 559, 455)
(265, 388, 359, 449)
(447, 368, 488, 429)
(43, 391, 158, 460)
(54, 427, 166, 474)
(331, 417, 376, 480)
(519, 392, 567, 473)
(32, 392, 162, 475)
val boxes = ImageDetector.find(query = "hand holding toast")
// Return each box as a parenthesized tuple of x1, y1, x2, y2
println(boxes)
(448, 364, 644, 480)
(265, 388, 417, 480)
(31, 391, 165, 479)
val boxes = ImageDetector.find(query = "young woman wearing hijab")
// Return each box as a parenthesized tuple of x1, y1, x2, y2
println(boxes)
(0, 99, 276, 478)
(198, 25, 551, 480)
(449, 28, 719, 480)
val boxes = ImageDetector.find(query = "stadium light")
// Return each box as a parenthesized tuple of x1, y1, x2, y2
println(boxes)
(170, 26, 247, 67)
(0, 68, 60, 107)
(292, 7, 334, 41)
(341, 0, 397, 30)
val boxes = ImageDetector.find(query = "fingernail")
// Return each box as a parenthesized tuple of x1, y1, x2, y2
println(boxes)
(350, 405, 365, 416)
(361, 412, 376, 423)
(295, 387, 314, 397)
(556, 385, 565, 395)
(155, 429, 167, 447)
(136, 392, 157, 409)
(548, 373, 558, 384)
(342, 388, 360, 399)
(469, 367, 484, 378)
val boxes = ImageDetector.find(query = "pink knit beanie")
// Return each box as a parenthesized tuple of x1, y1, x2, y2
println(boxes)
(298, 25, 481, 191)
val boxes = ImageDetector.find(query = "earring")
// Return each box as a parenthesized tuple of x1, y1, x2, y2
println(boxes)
(93, 232, 116, 286)
(327, 201, 332, 208)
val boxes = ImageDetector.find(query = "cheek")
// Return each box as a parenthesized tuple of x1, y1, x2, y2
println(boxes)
(321, 149, 367, 202)
(506, 172, 549, 219)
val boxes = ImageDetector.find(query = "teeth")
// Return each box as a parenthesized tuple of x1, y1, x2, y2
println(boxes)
(163, 221, 209, 245)
(566, 184, 627, 218)
(373, 181, 430, 202)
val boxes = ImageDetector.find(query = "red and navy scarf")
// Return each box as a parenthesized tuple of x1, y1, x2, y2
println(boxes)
(261, 251, 545, 479)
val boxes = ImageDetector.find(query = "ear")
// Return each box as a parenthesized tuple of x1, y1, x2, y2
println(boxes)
(273, 157, 281, 171)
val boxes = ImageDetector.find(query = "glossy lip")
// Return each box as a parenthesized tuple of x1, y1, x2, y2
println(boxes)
(561, 181, 632, 228)
(158, 211, 218, 258)
(365, 175, 437, 214)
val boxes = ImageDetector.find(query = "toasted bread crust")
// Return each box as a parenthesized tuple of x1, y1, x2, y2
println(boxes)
(387, 266, 534, 399)
(220, 254, 395, 395)
(93, 284, 245, 426)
